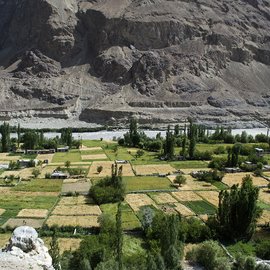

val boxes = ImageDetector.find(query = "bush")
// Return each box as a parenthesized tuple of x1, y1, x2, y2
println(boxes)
(193, 169, 224, 183)
(174, 174, 186, 186)
(45, 173, 51, 179)
(256, 240, 270, 260)
(186, 240, 229, 270)
(194, 150, 213, 160)
(214, 146, 226, 155)
(208, 157, 227, 170)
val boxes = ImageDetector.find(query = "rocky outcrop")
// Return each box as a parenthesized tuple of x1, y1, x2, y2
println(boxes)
(1, 0, 270, 127)
(0, 226, 54, 270)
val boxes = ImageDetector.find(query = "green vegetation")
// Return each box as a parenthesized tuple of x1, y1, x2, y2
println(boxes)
(182, 200, 216, 215)
(123, 176, 173, 192)
(13, 179, 63, 192)
(52, 150, 81, 163)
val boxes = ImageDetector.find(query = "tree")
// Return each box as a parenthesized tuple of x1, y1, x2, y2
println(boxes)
(216, 175, 262, 241)
(17, 123, 21, 148)
(61, 128, 73, 147)
(22, 131, 39, 150)
(164, 125, 175, 160)
(181, 135, 187, 157)
(136, 149, 144, 158)
(65, 160, 71, 169)
(188, 119, 197, 159)
(0, 122, 10, 152)
(49, 232, 61, 270)
(129, 118, 140, 147)
(174, 125, 180, 136)
(32, 168, 40, 178)
(116, 203, 123, 270)
(81, 258, 92, 270)
(174, 175, 186, 186)
(97, 166, 103, 174)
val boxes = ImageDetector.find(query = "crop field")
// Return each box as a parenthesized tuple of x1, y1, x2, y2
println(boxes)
(80, 146, 103, 152)
(123, 176, 173, 192)
(170, 160, 208, 170)
(81, 154, 108, 160)
(259, 189, 270, 204)
(0, 209, 5, 215)
(257, 210, 270, 226)
(1, 168, 33, 179)
(17, 209, 48, 218)
(61, 179, 91, 194)
(46, 215, 99, 228)
(167, 175, 216, 191)
(133, 164, 176, 176)
(52, 150, 81, 163)
(14, 179, 63, 193)
(172, 191, 203, 202)
(179, 168, 212, 175)
(0, 153, 20, 161)
(174, 203, 195, 216)
(222, 173, 269, 187)
(196, 191, 220, 207)
(52, 204, 101, 216)
(58, 195, 91, 205)
(0, 233, 10, 248)
(125, 194, 156, 212)
(37, 154, 54, 164)
(88, 161, 114, 177)
(182, 200, 217, 215)
(149, 192, 178, 204)
(105, 146, 134, 161)
(2, 218, 45, 229)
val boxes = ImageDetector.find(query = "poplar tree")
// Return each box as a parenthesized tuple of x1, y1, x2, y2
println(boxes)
(116, 203, 123, 270)
(49, 232, 61, 270)
(0, 122, 10, 152)
(217, 175, 262, 241)
(17, 123, 21, 148)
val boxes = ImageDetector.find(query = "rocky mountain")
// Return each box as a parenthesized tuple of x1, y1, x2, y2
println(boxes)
(1, 0, 270, 127)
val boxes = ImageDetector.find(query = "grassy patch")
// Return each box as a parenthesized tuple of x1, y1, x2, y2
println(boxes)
(105, 147, 134, 161)
(182, 200, 216, 215)
(258, 201, 270, 211)
(0, 194, 58, 226)
(226, 241, 255, 257)
(123, 235, 146, 257)
(82, 140, 116, 148)
(170, 160, 209, 169)
(100, 203, 141, 230)
(211, 181, 228, 190)
(80, 149, 105, 155)
(52, 150, 81, 163)
(123, 176, 173, 192)
(13, 179, 63, 192)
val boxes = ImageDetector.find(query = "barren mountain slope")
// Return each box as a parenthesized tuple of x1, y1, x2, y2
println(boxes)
(0, 0, 270, 127)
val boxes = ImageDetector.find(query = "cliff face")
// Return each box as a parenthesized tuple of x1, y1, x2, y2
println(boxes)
(1, 0, 270, 127)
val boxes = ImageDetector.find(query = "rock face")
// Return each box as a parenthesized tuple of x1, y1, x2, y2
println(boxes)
(1, 0, 270, 127)
(0, 226, 54, 270)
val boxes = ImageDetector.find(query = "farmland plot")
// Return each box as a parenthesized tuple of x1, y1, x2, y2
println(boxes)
(0, 209, 5, 215)
(81, 154, 108, 160)
(61, 179, 91, 194)
(2, 218, 45, 229)
(257, 210, 270, 226)
(37, 154, 54, 164)
(150, 193, 178, 204)
(17, 209, 48, 218)
(126, 194, 156, 212)
(46, 215, 99, 228)
(196, 191, 220, 207)
(222, 173, 268, 187)
(134, 164, 176, 176)
(172, 191, 203, 202)
(52, 204, 101, 216)
(58, 196, 91, 205)
(259, 189, 270, 204)
(174, 203, 195, 216)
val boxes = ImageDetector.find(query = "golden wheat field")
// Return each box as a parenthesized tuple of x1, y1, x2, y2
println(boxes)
(46, 215, 99, 228)
(80, 146, 103, 151)
(174, 203, 195, 216)
(1, 168, 33, 179)
(0, 209, 5, 215)
(196, 191, 220, 207)
(57, 196, 90, 205)
(3, 218, 45, 229)
(17, 209, 49, 218)
(125, 194, 156, 212)
(88, 161, 114, 177)
(167, 175, 215, 191)
(150, 193, 178, 204)
(37, 154, 54, 164)
(81, 154, 108, 160)
(259, 189, 270, 204)
(52, 204, 101, 216)
(172, 191, 203, 202)
(0, 153, 20, 161)
(257, 210, 270, 225)
(222, 173, 268, 187)
(134, 164, 176, 175)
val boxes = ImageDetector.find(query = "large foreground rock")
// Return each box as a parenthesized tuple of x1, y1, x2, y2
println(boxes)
(0, 226, 54, 270)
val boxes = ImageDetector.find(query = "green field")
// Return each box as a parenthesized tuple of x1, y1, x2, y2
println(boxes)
(82, 140, 116, 148)
(13, 179, 63, 192)
(170, 160, 209, 169)
(182, 200, 217, 215)
(52, 150, 81, 163)
(123, 176, 173, 192)
(0, 194, 58, 225)
(105, 146, 134, 161)
(100, 203, 141, 230)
